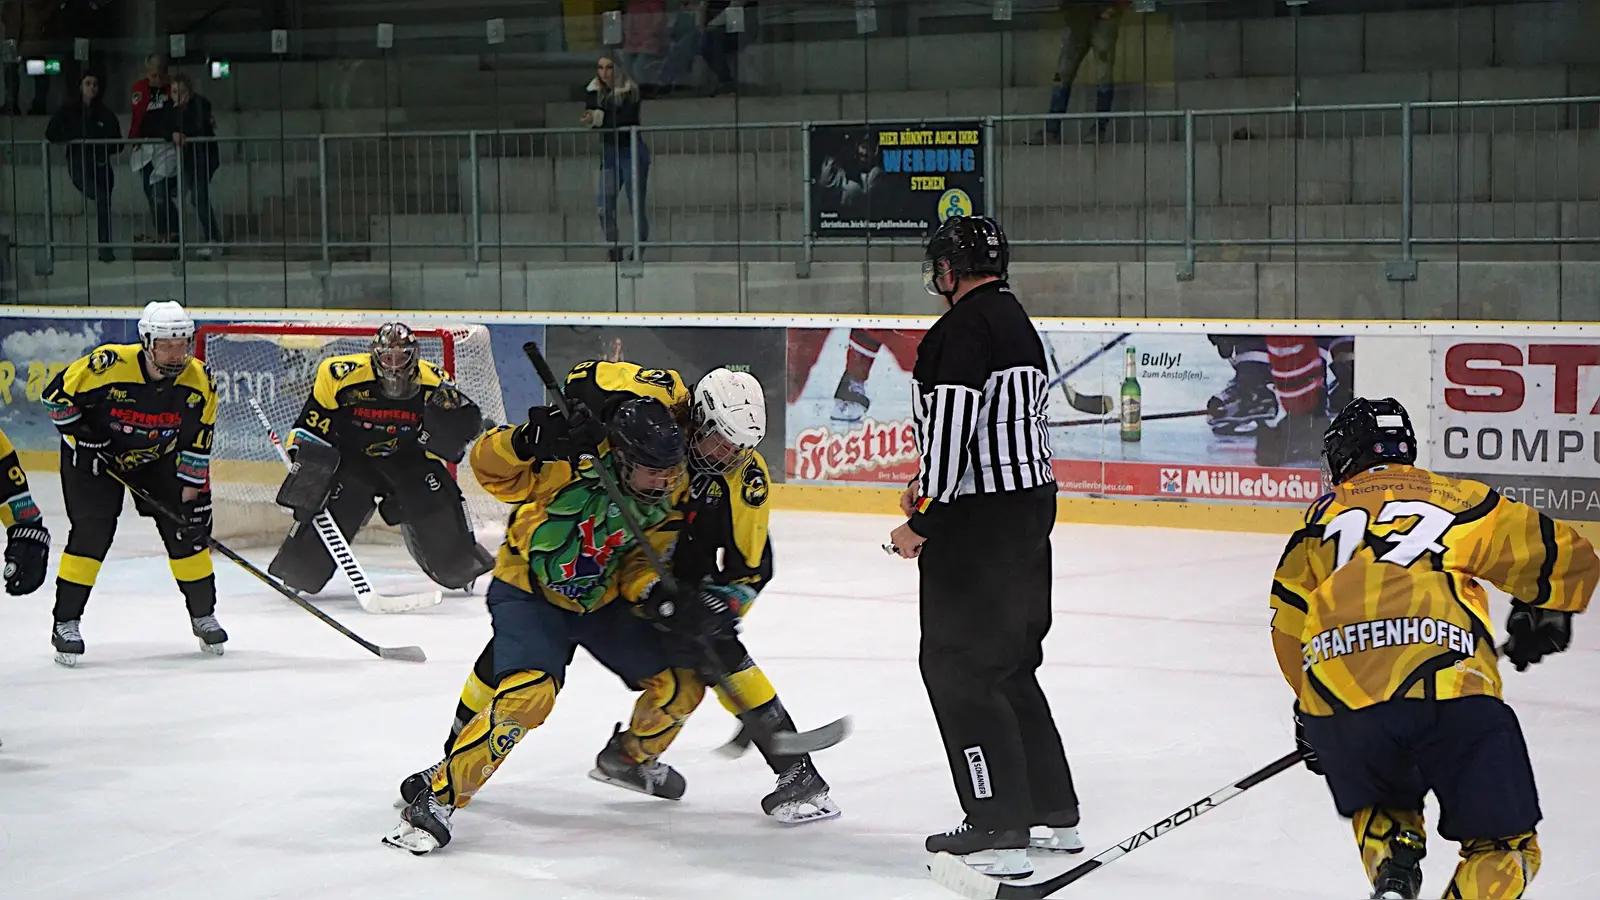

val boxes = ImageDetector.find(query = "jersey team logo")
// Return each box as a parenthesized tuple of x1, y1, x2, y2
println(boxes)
(741, 462, 769, 508)
(87, 348, 119, 375)
(328, 360, 361, 380)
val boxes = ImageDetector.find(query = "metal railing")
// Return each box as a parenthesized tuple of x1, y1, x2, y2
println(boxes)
(6, 95, 1597, 278)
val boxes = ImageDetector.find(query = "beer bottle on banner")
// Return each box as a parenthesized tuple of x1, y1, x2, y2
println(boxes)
(1120, 346, 1142, 443)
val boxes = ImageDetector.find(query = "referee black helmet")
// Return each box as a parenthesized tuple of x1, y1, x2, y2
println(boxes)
(923, 215, 1009, 298)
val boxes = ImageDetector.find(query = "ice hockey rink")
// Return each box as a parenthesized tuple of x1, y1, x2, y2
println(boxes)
(3, 475, 1598, 900)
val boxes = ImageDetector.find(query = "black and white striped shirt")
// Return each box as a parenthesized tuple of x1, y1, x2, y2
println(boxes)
(910, 282, 1056, 523)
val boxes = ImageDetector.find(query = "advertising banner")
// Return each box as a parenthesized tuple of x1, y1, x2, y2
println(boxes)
(542, 324, 789, 477)
(808, 122, 985, 238)
(786, 327, 1351, 507)
(1431, 336, 1600, 522)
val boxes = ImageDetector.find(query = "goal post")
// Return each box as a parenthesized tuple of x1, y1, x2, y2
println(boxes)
(195, 322, 509, 547)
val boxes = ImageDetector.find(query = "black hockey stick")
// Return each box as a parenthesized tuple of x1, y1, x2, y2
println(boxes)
(1044, 338, 1112, 416)
(523, 341, 850, 757)
(1043, 333, 1128, 396)
(101, 460, 426, 663)
(928, 749, 1305, 899)
(1048, 408, 1208, 429)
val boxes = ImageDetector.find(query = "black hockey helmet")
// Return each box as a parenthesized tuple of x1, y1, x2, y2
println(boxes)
(607, 397, 687, 504)
(1321, 397, 1418, 486)
(923, 215, 1009, 298)
(372, 322, 421, 400)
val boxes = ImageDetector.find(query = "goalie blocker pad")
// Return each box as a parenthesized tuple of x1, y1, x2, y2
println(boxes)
(420, 389, 487, 464)
(275, 440, 341, 520)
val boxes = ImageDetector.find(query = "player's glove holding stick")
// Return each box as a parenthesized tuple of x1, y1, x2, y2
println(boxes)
(4, 520, 50, 595)
(70, 433, 115, 477)
(1502, 600, 1574, 672)
(511, 401, 606, 463)
(1293, 704, 1324, 775)
(641, 580, 746, 644)
(176, 491, 213, 547)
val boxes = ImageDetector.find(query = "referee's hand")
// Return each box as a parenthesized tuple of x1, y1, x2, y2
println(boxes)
(888, 521, 925, 559)
(899, 481, 919, 517)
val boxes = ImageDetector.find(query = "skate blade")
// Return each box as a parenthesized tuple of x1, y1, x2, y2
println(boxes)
(1028, 827, 1084, 854)
(770, 795, 841, 826)
(381, 822, 441, 856)
(198, 640, 225, 656)
(586, 767, 681, 800)
(926, 850, 1030, 899)
(53, 652, 80, 668)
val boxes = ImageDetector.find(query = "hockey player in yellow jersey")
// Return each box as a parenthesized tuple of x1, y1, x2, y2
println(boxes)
(268, 322, 494, 595)
(40, 301, 224, 665)
(384, 395, 697, 856)
(406, 361, 840, 824)
(1270, 398, 1598, 900)
(0, 427, 50, 597)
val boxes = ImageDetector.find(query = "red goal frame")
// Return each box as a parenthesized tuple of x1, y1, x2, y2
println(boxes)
(194, 323, 458, 377)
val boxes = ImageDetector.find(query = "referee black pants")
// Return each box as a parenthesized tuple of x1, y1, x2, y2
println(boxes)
(919, 485, 1077, 832)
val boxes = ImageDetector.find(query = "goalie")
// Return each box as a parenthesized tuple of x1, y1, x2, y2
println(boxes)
(267, 322, 494, 595)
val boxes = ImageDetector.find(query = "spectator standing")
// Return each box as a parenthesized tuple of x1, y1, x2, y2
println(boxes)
(700, 0, 753, 96)
(1, 0, 56, 115)
(128, 52, 174, 244)
(45, 71, 121, 262)
(149, 73, 222, 259)
(1029, 0, 1125, 144)
(621, 0, 669, 97)
(583, 53, 649, 263)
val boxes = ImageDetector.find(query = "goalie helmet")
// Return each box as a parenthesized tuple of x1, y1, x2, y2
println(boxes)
(1321, 397, 1417, 486)
(607, 397, 686, 505)
(689, 368, 765, 475)
(371, 322, 421, 400)
(137, 300, 195, 379)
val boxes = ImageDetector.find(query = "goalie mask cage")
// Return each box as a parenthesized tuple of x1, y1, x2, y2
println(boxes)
(195, 322, 509, 547)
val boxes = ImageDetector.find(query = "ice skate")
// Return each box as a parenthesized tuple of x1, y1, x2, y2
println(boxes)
(395, 760, 443, 809)
(1206, 377, 1278, 436)
(1370, 829, 1425, 899)
(52, 620, 84, 667)
(830, 378, 870, 424)
(382, 784, 453, 855)
(925, 819, 1033, 879)
(762, 758, 840, 825)
(1029, 824, 1084, 853)
(191, 615, 227, 656)
(588, 724, 685, 800)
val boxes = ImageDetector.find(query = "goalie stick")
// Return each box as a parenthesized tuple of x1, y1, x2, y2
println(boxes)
(98, 457, 426, 663)
(928, 749, 1305, 899)
(247, 399, 443, 614)
(524, 341, 851, 758)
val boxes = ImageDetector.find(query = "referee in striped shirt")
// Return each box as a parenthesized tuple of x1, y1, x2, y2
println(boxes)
(890, 215, 1080, 876)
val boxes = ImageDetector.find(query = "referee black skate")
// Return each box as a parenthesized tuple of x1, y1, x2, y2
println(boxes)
(888, 215, 1081, 880)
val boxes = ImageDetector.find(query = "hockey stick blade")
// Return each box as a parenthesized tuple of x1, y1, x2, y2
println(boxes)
(248, 398, 443, 616)
(929, 749, 1304, 899)
(378, 645, 428, 662)
(767, 715, 852, 757)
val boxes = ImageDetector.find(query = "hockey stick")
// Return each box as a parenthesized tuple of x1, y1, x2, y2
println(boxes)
(1044, 333, 1129, 395)
(928, 749, 1305, 899)
(1048, 409, 1208, 429)
(246, 398, 443, 614)
(523, 341, 850, 758)
(1043, 338, 1112, 416)
(97, 456, 426, 663)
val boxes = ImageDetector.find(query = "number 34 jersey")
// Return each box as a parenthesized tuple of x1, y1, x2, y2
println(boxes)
(1270, 464, 1598, 717)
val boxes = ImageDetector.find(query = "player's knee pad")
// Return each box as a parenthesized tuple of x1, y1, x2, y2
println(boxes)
(1353, 805, 1428, 882)
(1445, 833, 1540, 899)
(434, 670, 559, 807)
(57, 552, 104, 588)
(168, 548, 214, 583)
(714, 664, 777, 717)
(624, 667, 707, 761)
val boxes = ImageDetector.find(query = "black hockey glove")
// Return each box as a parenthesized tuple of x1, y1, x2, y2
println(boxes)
(641, 580, 744, 644)
(511, 402, 605, 462)
(1502, 600, 1573, 672)
(1293, 705, 1324, 775)
(176, 492, 213, 547)
(4, 521, 50, 596)
(70, 434, 114, 477)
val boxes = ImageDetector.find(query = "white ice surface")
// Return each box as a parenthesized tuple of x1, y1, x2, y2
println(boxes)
(3, 473, 1598, 899)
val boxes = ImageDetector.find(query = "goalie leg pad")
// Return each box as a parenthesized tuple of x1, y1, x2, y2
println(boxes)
(267, 481, 377, 595)
(275, 440, 341, 519)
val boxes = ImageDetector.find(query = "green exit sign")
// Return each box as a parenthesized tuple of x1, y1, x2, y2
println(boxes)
(210, 60, 231, 79)
(24, 58, 60, 75)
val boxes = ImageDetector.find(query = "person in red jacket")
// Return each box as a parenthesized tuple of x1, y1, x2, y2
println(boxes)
(128, 52, 174, 243)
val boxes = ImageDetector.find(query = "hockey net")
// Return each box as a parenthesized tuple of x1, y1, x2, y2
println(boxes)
(195, 322, 509, 547)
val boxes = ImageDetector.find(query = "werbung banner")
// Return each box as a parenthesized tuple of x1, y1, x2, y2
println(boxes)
(1431, 337, 1600, 522)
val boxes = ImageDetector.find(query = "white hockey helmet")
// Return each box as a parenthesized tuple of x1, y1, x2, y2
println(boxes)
(137, 300, 195, 378)
(689, 367, 766, 474)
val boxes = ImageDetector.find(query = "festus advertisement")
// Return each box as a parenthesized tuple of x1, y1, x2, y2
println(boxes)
(786, 327, 1352, 506)
(1432, 337, 1600, 522)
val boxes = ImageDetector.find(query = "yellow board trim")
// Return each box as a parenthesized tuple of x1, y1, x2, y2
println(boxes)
(767, 483, 1600, 546)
